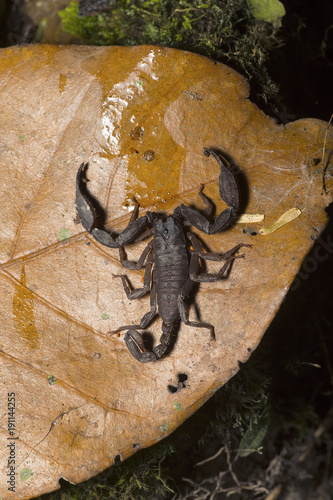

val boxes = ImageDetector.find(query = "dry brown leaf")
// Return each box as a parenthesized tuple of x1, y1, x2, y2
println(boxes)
(0, 45, 332, 498)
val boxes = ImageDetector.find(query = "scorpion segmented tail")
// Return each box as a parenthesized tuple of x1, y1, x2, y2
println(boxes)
(124, 322, 176, 364)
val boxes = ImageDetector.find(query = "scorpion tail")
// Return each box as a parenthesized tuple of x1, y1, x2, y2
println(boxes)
(124, 323, 176, 363)
(124, 331, 157, 363)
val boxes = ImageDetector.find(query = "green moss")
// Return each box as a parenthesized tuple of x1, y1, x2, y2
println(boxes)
(248, 0, 285, 23)
(59, 0, 283, 107)
(38, 441, 176, 499)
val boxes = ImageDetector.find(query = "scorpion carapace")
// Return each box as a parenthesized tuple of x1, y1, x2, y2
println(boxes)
(76, 148, 251, 363)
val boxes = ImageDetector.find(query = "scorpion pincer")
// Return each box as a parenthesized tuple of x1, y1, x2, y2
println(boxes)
(76, 148, 251, 363)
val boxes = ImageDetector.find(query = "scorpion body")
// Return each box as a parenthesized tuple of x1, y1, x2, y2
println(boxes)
(124, 216, 191, 363)
(154, 217, 188, 325)
(76, 149, 251, 363)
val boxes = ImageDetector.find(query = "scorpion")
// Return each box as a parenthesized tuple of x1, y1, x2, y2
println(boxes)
(76, 148, 251, 363)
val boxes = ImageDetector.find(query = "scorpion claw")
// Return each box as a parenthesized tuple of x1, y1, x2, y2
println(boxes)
(76, 163, 120, 248)
(75, 163, 96, 233)
(91, 228, 119, 248)
(176, 149, 241, 235)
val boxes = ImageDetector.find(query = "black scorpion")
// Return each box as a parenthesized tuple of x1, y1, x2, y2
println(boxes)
(76, 149, 251, 363)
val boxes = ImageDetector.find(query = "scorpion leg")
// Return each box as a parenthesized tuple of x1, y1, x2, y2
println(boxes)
(76, 163, 150, 248)
(110, 270, 156, 333)
(177, 263, 215, 340)
(188, 232, 252, 282)
(176, 149, 239, 234)
(112, 245, 154, 300)
(117, 278, 159, 363)
(115, 271, 176, 363)
(188, 232, 251, 262)
(118, 240, 153, 270)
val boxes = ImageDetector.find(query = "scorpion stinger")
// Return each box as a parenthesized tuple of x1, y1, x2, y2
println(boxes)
(124, 322, 176, 364)
(76, 149, 251, 363)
